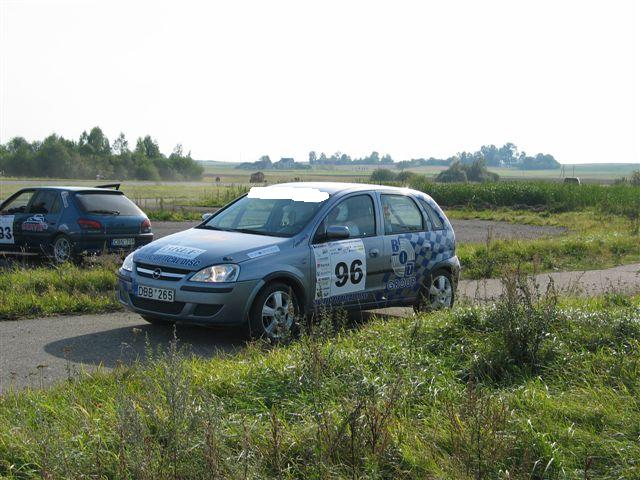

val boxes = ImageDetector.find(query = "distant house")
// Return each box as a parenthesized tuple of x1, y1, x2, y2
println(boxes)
(250, 171, 265, 183)
(563, 177, 581, 185)
(274, 157, 295, 169)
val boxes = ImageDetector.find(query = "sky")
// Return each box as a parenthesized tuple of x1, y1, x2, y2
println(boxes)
(0, 0, 638, 164)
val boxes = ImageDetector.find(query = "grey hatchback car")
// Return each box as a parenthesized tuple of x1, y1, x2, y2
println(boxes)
(118, 182, 460, 338)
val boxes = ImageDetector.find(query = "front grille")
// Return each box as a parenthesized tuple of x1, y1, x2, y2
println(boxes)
(193, 304, 222, 317)
(131, 296, 185, 315)
(135, 262, 189, 282)
(136, 262, 191, 274)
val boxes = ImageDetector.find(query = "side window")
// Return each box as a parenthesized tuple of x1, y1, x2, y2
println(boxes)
(418, 199, 444, 230)
(0, 190, 35, 214)
(28, 191, 59, 214)
(314, 195, 376, 242)
(381, 195, 423, 235)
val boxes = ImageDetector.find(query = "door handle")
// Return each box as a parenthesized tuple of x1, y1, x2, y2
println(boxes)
(369, 248, 379, 257)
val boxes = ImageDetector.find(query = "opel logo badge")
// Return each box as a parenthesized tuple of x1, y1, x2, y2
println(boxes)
(152, 268, 162, 279)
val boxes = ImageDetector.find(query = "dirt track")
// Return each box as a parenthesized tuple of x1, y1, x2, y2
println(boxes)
(1, 262, 638, 392)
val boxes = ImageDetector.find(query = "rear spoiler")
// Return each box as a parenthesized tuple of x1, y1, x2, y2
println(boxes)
(95, 183, 121, 190)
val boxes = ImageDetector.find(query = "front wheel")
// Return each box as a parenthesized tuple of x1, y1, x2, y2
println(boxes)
(414, 269, 455, 313)
(247, 282, 300, 341)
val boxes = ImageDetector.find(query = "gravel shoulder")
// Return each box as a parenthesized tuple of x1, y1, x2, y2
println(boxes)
(151, 219, 565, 243)
(2, 262, 638, 392)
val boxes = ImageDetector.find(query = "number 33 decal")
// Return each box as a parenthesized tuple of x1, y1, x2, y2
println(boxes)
(334, 259, 363, 287)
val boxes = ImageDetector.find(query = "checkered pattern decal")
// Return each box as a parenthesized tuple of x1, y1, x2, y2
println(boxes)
(377, 195, 455, 302)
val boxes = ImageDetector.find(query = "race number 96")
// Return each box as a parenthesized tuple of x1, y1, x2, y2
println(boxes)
(335, 259, 363, 287)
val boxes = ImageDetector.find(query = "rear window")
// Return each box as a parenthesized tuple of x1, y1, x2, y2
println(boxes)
(75, 192, 142, 216)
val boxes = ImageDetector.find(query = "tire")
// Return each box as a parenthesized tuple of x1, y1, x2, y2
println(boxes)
(247, 282, 300, 340)
(141, 315, 174, 326)
(414, 269, 455, 313)
(52, 234, 75, 264)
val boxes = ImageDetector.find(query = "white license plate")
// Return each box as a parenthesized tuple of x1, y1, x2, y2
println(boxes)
(112, 238, 135, 247)
(136, 285, 174, 302)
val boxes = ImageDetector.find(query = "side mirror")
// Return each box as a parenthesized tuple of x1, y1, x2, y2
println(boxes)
(326, 225, 350, 240)
(202, 213, 213, 221)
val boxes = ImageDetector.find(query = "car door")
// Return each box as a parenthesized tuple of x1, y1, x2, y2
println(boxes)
(310, 193, 386, 308)
(22, 190, 63, 251)
(379, 193, 430, 304)
(0, 189, 36, 252)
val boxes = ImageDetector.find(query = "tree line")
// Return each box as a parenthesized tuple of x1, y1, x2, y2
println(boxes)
(0, 127, 204, 180)
(397, 143, 560, 170)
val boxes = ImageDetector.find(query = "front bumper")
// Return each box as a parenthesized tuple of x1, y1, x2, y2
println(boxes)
(117, 270, 260, 326)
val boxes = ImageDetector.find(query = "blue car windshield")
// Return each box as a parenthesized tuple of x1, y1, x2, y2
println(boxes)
(201, 195, 325, 237)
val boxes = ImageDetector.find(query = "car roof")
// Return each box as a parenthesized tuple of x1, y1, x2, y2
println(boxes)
(273, 181, 415, 195)
(16, 186, 123, 193)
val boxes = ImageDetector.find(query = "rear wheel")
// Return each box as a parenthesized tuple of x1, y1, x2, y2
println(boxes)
(414, 269, 455, 313)
(247, 282, 300, 340)
(52, 234, 75, 264)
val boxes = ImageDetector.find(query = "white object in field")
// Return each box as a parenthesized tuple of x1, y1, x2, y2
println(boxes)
(248, 186, 329, 203)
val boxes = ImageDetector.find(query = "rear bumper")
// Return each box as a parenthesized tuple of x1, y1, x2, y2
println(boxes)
(117, 270, 260, 327)
(72, 233, 153, 255)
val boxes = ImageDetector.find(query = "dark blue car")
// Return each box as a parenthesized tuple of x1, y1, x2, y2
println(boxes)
(0, 185, 153, 263)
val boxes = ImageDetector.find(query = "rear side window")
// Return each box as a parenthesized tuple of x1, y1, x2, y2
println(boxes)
(418, 199, 444, 230)
(28, 190, 61, 214)
(75, 193, 142, 216)
(381, 195, 423, 234)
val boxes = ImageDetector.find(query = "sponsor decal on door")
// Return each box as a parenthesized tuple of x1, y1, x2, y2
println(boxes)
(313, 239, 366, 301)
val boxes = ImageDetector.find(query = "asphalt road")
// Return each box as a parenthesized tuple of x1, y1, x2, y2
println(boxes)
(2, 262, 638, 392)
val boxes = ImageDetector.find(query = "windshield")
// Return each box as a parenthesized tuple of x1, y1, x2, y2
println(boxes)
(75, 192, 142, 216)
(201, 195, 325, 237)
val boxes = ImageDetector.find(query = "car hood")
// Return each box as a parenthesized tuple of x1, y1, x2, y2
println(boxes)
(132, 227, 290, 270)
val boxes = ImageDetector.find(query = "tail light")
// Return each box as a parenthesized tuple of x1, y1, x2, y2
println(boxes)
(78, 218, 102, 231)
(140, 218, 152, 233)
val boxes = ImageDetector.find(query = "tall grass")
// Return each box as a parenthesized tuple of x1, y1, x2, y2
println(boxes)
(1, 287, 639, 478)
(0, 260, 119, 319)
(409, 178, 640, 214)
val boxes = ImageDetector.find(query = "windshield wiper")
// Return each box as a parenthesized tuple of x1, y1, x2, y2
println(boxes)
(234, 228, 285, 237)
(87, 209, 120, 215)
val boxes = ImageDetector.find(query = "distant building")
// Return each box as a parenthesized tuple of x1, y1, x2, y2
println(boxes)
(275, 157, 295, 169)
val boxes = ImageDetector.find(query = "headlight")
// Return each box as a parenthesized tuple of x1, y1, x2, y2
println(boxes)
(190, 264, 239, 283)
(121, 252, 134, 272)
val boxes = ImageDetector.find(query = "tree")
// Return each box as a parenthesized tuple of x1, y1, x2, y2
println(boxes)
(308, 151, 317, 164)
(135, 135, 161, 158)
(87, 126, 111, 155)
(112, 133, 129, 155)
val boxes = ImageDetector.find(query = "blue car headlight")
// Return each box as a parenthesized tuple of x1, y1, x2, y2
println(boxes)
(121, 252, 135, 272)
(190, 264, 239, 283)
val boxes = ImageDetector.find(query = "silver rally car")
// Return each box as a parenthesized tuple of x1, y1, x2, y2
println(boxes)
(118, 182, 460, 338)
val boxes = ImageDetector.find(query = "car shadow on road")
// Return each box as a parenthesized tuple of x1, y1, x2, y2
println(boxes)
(43, 309, 407, 370)
(44, 323, 245, 369)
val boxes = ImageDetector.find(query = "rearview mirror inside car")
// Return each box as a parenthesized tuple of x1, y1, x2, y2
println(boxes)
(202, 213, 213, 221)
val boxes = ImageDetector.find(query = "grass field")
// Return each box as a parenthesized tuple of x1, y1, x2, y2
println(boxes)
(1, 286, 639, 478)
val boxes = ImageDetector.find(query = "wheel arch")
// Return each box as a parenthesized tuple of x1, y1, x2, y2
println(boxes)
(242, 272, 307, 322)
